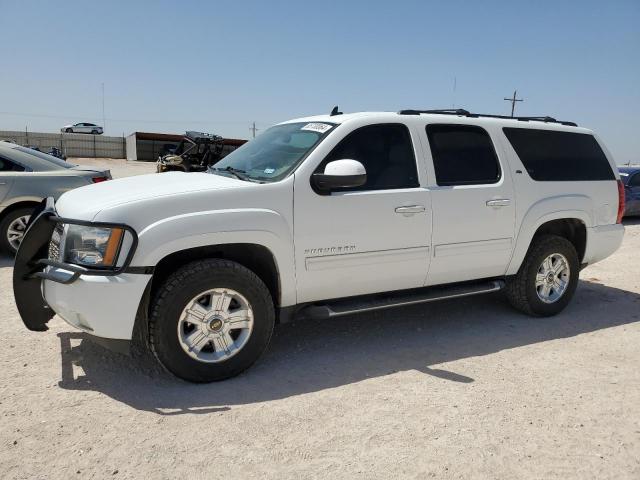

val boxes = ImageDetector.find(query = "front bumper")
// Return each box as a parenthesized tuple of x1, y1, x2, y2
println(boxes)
(43, 271, 151, 339)
(13, 198, 151, 341)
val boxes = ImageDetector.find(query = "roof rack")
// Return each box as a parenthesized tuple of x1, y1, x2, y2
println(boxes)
(399, 109, 471, 116)
(397, 109, 577, 127)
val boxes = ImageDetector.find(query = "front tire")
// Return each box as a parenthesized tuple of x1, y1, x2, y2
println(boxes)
(0, 207, 32, 254)
(149, 259, 275, 382)
(505, 234, 579, 316)
(65, 128, 73, 133)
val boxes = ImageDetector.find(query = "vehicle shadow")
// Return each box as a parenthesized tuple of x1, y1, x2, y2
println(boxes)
(57, 280, 640, 415)
(623, 217, 640, 226)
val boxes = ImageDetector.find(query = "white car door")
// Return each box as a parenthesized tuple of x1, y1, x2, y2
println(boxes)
(294, 123, 432, 303)
(420, 123, 516, 285)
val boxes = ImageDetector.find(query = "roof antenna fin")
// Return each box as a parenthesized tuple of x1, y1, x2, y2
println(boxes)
(330, 105, 342, 116)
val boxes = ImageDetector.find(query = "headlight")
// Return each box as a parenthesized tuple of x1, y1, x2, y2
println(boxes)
(61, 224, 125, 268)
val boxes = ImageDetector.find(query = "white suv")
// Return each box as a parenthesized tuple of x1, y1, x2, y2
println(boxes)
(15, 108, 625, 382)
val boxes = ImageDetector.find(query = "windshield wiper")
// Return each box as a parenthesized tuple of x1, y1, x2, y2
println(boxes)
(210, 166, 251, 181)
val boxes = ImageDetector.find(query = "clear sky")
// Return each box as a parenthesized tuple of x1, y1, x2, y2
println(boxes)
(1, 0, 638, 162)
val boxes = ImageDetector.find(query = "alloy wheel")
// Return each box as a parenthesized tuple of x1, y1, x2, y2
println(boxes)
(7, 215, 30, 252)
(177, 288, 254, 363)
(535, 253, 570, 304)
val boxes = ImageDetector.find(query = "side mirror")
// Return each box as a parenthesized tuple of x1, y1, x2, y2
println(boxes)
(311, 159, 367, 193)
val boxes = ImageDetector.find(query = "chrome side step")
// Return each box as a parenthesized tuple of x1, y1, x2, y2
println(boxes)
(297, 279, 504, 320)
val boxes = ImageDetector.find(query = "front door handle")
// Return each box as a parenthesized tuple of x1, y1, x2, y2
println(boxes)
(486, 199, 511, 207)
(395, 205, 426, 214)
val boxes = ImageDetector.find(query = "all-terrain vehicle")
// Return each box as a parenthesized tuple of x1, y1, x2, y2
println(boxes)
(14, 108, 625, 382)
(156, 131, 224, 173)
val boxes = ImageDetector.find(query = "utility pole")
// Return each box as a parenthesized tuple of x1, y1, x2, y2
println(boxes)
(503, 90, 523, 117)
(101, 83, 106, 132)
(249, 121, 259, 138)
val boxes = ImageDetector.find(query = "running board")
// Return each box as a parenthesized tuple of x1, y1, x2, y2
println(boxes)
(297, 279, 504, 320)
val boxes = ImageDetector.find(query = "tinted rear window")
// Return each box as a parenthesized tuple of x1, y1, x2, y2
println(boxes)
(503, 128, 614, 181)
(0, 156, 26, 172)
(14, 146, 74, 169)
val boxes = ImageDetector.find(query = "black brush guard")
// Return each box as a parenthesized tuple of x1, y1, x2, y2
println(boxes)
(13, 198, 57, 331)
(13, 198, 138, 332)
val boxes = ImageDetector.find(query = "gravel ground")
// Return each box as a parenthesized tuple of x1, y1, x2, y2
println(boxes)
(1, 159, 639, 479)
(73, 157, 158, 178)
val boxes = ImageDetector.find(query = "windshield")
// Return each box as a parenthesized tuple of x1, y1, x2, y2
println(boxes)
(15, 146, 74, 169)
(210, 122, 335, 182)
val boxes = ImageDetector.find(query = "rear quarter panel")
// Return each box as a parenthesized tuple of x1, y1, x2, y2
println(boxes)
(494, 128, 620, 275)
(3, 172, 91, 206)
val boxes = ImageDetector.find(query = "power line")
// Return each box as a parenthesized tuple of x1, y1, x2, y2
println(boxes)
(0, 110, 272, 126)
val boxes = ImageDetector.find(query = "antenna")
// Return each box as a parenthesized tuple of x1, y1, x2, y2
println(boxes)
(330, 105, 343, 116)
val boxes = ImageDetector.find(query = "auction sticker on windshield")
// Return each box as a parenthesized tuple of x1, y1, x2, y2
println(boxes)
(301, 123, 333, 134)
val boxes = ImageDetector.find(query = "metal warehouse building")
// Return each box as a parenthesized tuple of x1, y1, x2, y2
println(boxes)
(126, 132, 246, 161)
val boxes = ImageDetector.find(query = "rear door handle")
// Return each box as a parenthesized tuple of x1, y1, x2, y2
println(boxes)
(486, 199, 511, 207)
(395, 205, 426, 214)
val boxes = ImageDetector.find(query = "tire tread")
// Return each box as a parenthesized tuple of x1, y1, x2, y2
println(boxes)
(505, 234, 578, 317)
(148, 258, 274, 382)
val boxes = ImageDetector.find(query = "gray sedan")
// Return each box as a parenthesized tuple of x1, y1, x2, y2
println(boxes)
(0, 142, 111, 253)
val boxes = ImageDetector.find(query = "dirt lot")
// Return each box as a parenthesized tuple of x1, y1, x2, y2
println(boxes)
(74, 157, 158, 178)
(1, 159, 639, 479)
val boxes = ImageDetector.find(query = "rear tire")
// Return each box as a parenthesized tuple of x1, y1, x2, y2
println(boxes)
(0, 207, 33, 254)
(149, 259, 275, 382)
(505, 234, 579, 316)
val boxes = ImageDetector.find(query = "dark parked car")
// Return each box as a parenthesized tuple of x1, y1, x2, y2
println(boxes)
(619, 166, 640, 217)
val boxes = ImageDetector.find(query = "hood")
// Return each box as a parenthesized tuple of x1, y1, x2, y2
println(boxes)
(56, 171, 247, 219)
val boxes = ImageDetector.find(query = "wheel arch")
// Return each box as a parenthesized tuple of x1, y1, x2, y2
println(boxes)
(507, 207, 592, 276)
(131, 242, 285, 347)
(0, 199, 41, 224)
(147, 243, 282, 311)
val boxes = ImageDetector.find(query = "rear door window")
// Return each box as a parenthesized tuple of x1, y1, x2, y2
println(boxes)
(426, 124, 501, 186)
(503, 128, 615, 181)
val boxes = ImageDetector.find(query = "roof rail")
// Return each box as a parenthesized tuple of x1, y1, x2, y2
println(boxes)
(399, 108, 471, 116)
(397, 108, 577, 127)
